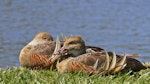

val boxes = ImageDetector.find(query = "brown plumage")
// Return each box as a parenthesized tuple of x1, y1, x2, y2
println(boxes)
(54, 36, 147, 74)
(19, 32, 57, 69)
(19, 32, 141, 70)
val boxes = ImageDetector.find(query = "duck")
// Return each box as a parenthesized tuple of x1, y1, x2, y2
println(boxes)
(51, 36, 147, 74)
(19, 32, 59, 69)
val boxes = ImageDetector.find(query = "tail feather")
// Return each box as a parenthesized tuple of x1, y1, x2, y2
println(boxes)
(142, 62, 150, 68)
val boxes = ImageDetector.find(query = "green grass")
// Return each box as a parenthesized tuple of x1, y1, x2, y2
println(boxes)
(0, 67, 150, 84)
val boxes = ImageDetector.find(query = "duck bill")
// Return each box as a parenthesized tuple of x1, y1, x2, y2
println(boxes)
(59, 47, 69, 56)
(52, 46, 68, 56)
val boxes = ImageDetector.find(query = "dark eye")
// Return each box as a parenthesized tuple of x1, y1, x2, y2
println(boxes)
(42, 37, 47, 40)
(69, 41, 78, 44)
(69, 42, 73, 44)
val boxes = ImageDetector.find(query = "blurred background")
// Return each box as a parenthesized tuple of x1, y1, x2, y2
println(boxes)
(0, 0, 150, 68)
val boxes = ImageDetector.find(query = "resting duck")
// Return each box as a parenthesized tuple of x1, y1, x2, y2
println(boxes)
(51, 36, 147, 74)
(19, 32, 59, 69)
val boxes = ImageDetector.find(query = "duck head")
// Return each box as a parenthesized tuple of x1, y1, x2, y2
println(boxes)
(28, 32, 53, 45)
(56, 36, 86, 57)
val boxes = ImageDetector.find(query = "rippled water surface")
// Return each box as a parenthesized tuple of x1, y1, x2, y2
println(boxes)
(0, 0, 150, 68)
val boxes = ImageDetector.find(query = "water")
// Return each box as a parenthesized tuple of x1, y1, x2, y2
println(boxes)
(0, 0, 150, 68)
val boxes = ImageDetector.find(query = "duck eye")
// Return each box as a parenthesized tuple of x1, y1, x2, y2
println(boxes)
(42, 37, 47, 40)
(69, 42, 73, 44)
(69, 41, 79, 44)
